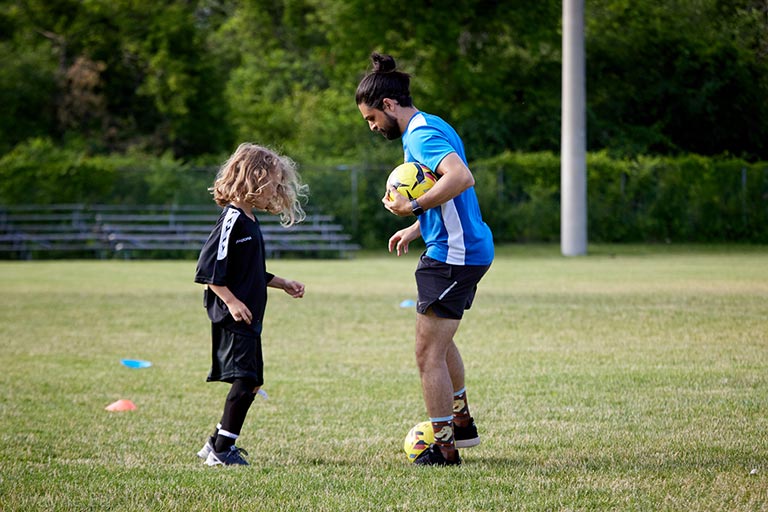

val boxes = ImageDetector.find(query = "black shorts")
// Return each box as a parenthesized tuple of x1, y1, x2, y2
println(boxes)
(207, 325, 264, 385)
(415, 254, 491, 320)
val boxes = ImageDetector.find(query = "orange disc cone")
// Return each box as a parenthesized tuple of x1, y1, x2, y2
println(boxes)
(105, 399, 137, 412)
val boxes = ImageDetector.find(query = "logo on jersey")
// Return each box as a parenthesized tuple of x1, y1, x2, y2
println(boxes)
(217, 208, 241, 260)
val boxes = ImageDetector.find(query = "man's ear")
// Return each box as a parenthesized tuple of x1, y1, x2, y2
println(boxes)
(382, 98, 398, 112)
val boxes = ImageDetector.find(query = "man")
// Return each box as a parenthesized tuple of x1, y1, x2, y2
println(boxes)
(356, 52, 494, 466)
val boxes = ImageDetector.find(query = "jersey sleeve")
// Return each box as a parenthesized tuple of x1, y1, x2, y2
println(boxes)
(407, 125, 456, 174)
(194, 207, 240, 285)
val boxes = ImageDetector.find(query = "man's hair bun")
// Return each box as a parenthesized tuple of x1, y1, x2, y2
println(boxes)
(371, 52, 396, 73)
(355, 52, 412, 109)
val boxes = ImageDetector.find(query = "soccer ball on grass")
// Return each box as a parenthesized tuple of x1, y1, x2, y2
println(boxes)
(403, 420, 434, 462)
(387, 162, 438, 201)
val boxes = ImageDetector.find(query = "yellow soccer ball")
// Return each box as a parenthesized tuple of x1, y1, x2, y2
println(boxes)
(403, 421, 435, 463)
(387, 162, 438, 201)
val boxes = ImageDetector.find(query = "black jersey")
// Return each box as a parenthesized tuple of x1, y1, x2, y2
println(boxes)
(194, 205, 274, 335)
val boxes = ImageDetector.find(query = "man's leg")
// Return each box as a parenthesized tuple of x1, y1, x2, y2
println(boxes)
(441, 330, 481, 448)
(446, 340, 465, 394)
(415, 310, 461, 462)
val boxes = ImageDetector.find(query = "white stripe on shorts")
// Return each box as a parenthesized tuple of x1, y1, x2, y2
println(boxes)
(438, 281, 458, 301)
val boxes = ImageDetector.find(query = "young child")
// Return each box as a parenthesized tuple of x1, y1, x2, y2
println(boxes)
(194, 143, 308, 466)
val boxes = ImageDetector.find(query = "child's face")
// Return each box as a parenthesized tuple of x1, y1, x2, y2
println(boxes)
(249, 174, 282, 213)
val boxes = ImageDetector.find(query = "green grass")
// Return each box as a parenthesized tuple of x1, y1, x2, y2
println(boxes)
(1, 245, 767, 511)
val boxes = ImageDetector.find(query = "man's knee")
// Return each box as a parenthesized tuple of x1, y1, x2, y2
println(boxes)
(414, 335, 449, 372)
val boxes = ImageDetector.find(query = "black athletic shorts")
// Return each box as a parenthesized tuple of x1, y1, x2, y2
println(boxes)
(415, 254, 491, 320)
(207, 325, 264, 385)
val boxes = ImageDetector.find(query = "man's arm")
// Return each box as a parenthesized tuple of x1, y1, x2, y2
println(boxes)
(383, 152, 474, 217)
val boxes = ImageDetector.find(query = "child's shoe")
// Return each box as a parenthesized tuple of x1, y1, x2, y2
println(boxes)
(205, 445, 249, 466)
(197, 436, 215, 459)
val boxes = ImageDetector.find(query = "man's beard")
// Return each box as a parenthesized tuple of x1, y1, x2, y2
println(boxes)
(379, 112, 402, 140)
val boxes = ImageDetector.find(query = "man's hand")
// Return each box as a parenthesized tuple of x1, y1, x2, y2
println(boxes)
(382, 186, 413, 217)
(388, 222, 421, 256)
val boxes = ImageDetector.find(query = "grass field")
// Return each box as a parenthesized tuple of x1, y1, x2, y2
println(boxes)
(1, 245, 767, 511)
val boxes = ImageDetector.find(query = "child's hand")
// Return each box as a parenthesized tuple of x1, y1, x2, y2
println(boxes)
(207, 284, 253, 324)
(227, 299, 253, 324)
(282, 279, 305, 298)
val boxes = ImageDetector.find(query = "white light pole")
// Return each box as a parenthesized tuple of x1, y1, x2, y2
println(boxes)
(561, 0, 587, 256)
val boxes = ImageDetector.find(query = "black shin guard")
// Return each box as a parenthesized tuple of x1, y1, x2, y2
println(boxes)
(215, 379, 257, 451)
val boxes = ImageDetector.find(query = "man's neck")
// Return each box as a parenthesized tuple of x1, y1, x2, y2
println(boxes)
(397, 106, 419, 135)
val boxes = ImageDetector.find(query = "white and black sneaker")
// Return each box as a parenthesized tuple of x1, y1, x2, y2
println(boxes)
(197, 436, 215, 460)
(205, 445, 250, 466)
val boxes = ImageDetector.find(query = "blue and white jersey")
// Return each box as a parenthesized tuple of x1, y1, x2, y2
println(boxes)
(402, 111, 494, 266)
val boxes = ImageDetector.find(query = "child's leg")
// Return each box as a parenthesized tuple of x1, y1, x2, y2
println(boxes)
(214, 378, 259, 452)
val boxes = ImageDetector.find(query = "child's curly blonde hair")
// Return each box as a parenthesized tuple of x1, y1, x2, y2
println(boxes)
(210, 143, 308, 227)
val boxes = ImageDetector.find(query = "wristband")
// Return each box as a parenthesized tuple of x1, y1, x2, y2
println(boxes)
(410, 199, 425, 216)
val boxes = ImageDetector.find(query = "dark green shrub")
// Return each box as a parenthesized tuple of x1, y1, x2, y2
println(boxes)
(2, 138, 765, 245)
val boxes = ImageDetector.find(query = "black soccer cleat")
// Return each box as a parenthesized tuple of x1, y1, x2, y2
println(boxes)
(413, 444, 462, 466)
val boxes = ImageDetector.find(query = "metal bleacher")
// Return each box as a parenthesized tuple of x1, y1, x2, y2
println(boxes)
(0, 204, 360, 259)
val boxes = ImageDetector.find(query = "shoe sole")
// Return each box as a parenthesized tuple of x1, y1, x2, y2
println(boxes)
(204, 455, 248, 466)
(455, 437, 480, 448)
(205, 452, 228, 466)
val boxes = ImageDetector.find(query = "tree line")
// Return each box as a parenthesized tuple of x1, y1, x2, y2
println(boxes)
(2, 0, 767, 164)
(1, 1, 767, 245)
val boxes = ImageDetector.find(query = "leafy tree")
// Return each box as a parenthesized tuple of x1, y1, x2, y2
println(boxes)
(0, 2, 59, 153)
(312, 0, 562, 159)
(3, 0, 233, 156)
(2, 0, 768, 164)
(586, 0, 768, 159)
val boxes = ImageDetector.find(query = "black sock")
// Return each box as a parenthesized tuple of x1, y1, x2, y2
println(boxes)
(215, 379, 257, 452)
